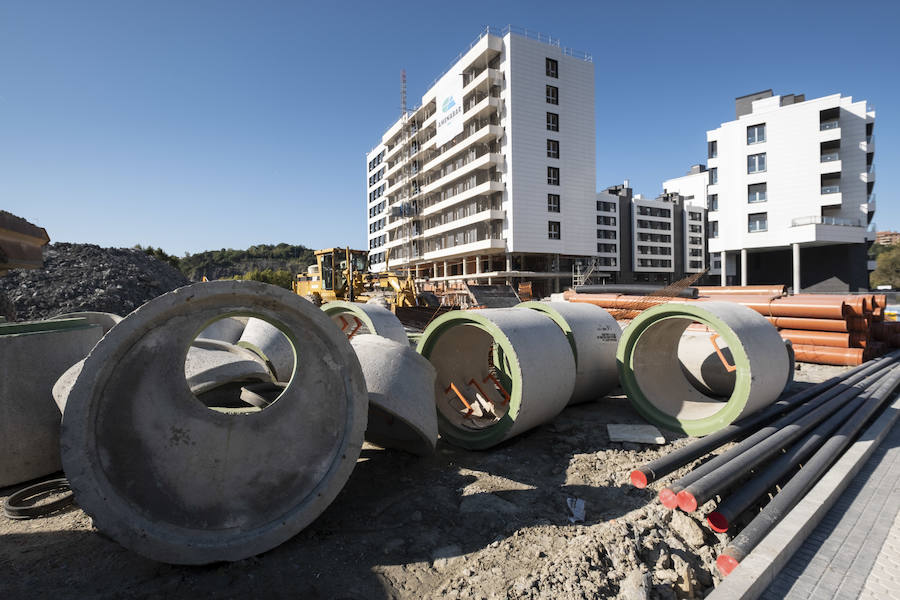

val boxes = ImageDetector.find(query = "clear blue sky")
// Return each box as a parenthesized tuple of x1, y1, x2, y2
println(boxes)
(2, 1, 898, 256)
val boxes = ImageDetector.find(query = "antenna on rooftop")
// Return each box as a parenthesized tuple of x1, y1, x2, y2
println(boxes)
(401, 69, 408, 119)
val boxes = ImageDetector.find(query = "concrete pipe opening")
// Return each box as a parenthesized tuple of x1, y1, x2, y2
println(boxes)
(417, 308, 575, 449)
(59, 281, 367, 564)
(617, 301, 790, 436)
(321, 300, 408, 345)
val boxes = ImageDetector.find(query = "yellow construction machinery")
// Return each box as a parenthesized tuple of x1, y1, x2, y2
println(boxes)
(292, 247, 423, 308)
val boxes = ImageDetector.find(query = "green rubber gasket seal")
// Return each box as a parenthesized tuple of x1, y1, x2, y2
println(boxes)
(417, 311, 523, 449)
(517, 301, 578, 364)
(616, 302, 751, 436)
(0, 317, 91, 337)
(321, 301, 380, 335)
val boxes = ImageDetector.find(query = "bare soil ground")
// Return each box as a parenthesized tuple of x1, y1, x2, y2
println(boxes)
(0, 363, 845, 600)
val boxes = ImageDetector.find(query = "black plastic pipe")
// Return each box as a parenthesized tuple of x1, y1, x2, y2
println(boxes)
(675, 366, 889, 512)
(707, 385, 872, 532)
(573, 284, 699, 298)
(656, 356, 897, 508)
(629, 354, 892, 490)
(717, 365, 900, 576)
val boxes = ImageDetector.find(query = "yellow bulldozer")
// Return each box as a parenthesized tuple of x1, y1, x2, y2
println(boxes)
(292, 247, 428, 308)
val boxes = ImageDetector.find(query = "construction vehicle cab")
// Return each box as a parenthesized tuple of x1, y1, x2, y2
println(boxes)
(293, 248, 368, 304)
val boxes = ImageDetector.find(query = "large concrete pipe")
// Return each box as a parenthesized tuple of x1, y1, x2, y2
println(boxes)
(321, 300, 408, 344)
(350, 334, 438, 455)
(58, 281, 367, 564)
(237, 317, 295, 382)
(416, 308, 575, 449)
(517, 301, 620, 404)
(197, 316, 246, 344)
(184, 339, 274, 395)
(0, 318, 102, 487)
(617, 301, 790, 436)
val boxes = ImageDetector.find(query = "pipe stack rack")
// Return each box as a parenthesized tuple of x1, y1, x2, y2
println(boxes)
(564, 287, 897, 366)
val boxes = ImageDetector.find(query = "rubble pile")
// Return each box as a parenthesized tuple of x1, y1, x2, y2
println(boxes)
(0, 243, 189, 321)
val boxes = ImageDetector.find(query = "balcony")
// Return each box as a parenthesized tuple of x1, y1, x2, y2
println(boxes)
(819, 120, 839, 131)
(422, 237, 506, 261)
(792, 216, 860, 227)
(464, 95, 501, 121)
(420, 152, 502, 195)
(862, 166, 875, 183)
(420, 123, 503, 176)
(421, 180, 504, 217)
(423, 209, 504, 237)
(820, 151, 840, 163)
(463, 67, 503, 95)
(821, 184, 841, 195)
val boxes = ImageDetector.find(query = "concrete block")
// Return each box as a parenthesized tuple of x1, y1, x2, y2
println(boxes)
(0, 318, 102, 487)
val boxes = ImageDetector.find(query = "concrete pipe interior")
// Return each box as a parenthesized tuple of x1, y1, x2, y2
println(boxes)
(677, 331, 736, 399)
(186, 314, 295, 413)
(418, 319, 518, 447)
(321, 301, 408, 345)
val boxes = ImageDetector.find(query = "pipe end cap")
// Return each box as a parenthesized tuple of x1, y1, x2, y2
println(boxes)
(707, 511, 729, 533)
(630, 470, 648, 489)
(716, 553, 740, 576)
(676, 490, 698, 513)
(659, 488, 678, 509)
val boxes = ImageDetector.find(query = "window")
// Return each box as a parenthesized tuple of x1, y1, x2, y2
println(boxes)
(747, 153, 766, 173)
(748, 182, 767, 203)
(596, 200, 616, 212)
(597, 243, 616, 253)
(709, 221, 719, 238)
(689, 211, 702, 222)
(707, 194, 718, 211)
(689, 236, 703, 245)
(546, 112, 559, 131)
(597, 216, 617, 226)
(748, 212, 768, 232)
(546, 85, 558, 105)
(708, 140, 717, 159)
(547, 139, 559, 159)
(709, 167, 718, 185)
(548, 221, 560, 239)
(547, 166, 560, 185)
(747, 123, 766, 144)
(547, 193, 560, 213)
(546, 58, 558, 78)
(597, 229, 617, 239)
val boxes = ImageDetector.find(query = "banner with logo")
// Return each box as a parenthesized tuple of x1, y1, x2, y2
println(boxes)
(434, 71, 464, 147)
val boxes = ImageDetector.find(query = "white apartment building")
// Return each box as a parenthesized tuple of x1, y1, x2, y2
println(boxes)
(365, 26, 596, 296)
(665, 90, 875, 292)
(587, 184, 706, 285)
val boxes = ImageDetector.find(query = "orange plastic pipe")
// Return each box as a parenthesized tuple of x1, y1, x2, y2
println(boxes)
(764, 317, 851, 333)
(778, 330, 855, 348)
(791, 344, 864, 366)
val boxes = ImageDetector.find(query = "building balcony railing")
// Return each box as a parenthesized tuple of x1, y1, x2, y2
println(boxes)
(819, 120, 839, 131)
(821, 185, 841, 195)
(791, 216, 861, 228)
(820, 152, 840, 162)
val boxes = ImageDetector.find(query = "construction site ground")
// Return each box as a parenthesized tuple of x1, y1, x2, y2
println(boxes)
(0, 362, 849, 599)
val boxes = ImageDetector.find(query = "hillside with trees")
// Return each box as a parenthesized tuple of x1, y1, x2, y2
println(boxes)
(136, 243, 318, 284)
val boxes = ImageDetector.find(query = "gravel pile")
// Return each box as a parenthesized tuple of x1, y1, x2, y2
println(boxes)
(0, 243, 190, 321)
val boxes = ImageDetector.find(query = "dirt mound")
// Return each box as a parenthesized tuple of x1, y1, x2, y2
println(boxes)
(0, 243, 190, 321)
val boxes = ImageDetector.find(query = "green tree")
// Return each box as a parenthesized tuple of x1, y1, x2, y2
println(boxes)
(870, 245, 900, 288)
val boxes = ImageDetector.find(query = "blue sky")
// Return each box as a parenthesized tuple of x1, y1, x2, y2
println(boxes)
(2, 1, 898, 256)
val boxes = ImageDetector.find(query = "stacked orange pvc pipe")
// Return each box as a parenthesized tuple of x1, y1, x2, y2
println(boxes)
(564, 286, 894, 366)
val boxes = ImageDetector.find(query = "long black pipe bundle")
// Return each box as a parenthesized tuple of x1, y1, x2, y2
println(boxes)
(717, 365, 900, 576)
(707, 385, 874, 532)
(675, 366, 892, 512)
(573, 284, 699, 298)
(652, 355, 898, 507)
(629, 355, 891, 490)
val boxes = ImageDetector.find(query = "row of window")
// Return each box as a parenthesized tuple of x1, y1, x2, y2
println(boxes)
(369, 234, 386, 249)
(706, 214, 769, 236)
(368, 183, 385, 204)
(368, 167, 385, 187)
(368, 150, 385, 172)
(707, 123, 766, 159)
(638, 245, 672, 256)
(637, 206, 671, 218)
(368, 217, 386, 233)
(368, 200, 386, 218)
(596, 200, 616, 212)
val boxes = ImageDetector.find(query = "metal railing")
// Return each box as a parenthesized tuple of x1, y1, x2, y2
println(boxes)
(820, 120, 839, 131)
(820, 152, 840, 162)
(791, 216, 861, 227)
(821, 185, 841, 194)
